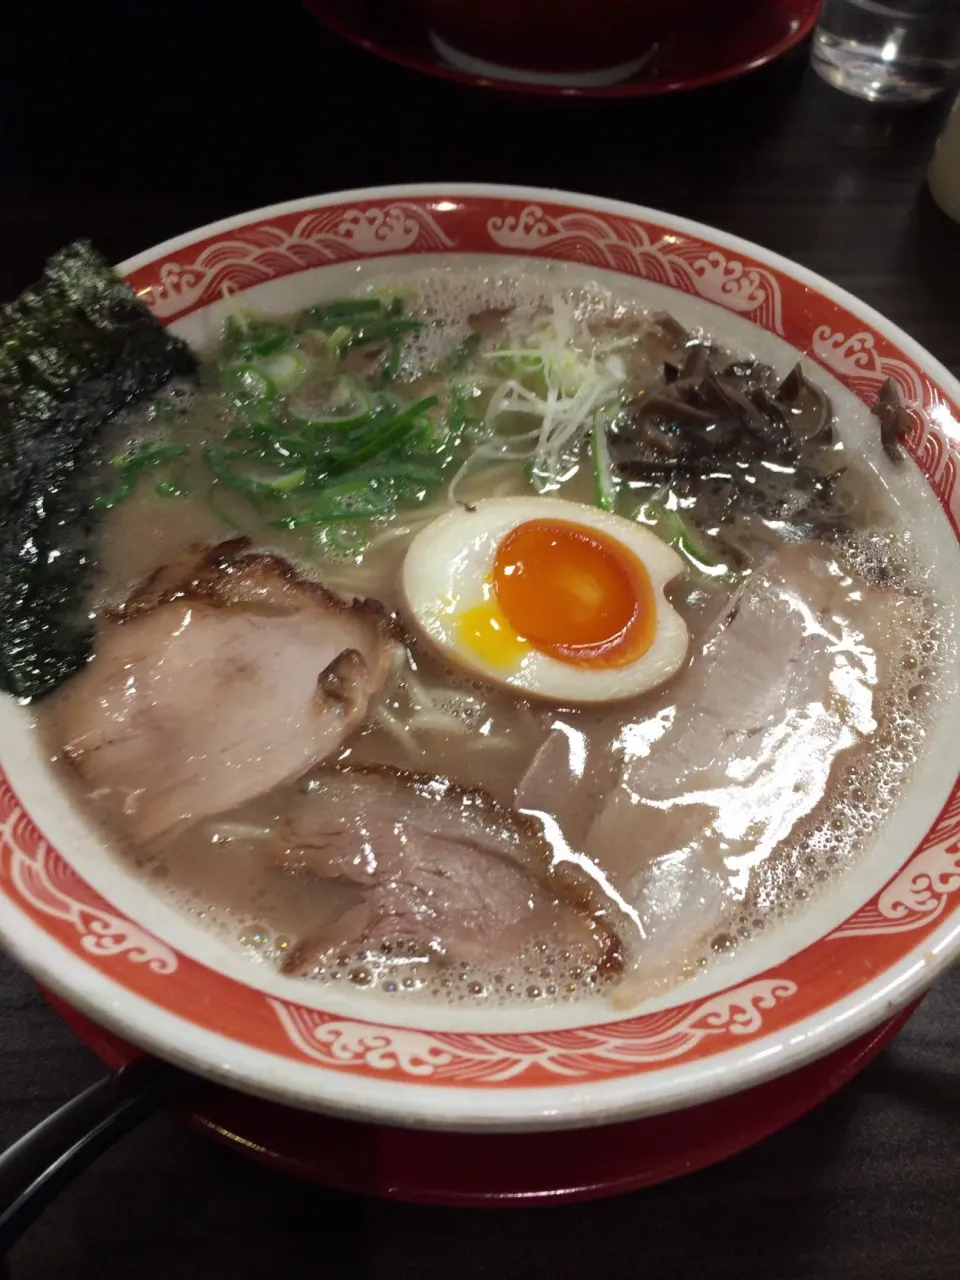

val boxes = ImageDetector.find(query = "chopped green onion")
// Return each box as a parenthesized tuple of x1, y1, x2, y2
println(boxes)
(155, 479, 189, 498)
(591, 413, 618, 512)
(204, 446, 306, 496)
(196, 297, 449, 540)
(263, 468, 307, 494)
(304, 299, 384, 326)
(300, 297, 423, 365)
(94, 476, 136, 509)
(324, 324, 353, 360)
(149, 395, 175, 421)
(298, 395, 395, 439)
(378, 340, 402, 387)
(638, 498, 729, 577)
(248, 330, 292, 358)
(448, 385, 482, 438)
(223, 316, 293, 360)
(347, 318, 424, 347)
(320, 462, 444, 498)
(226, 424, 318, 467)
(270, 505, 387, 530)
(94, 443, 190, 509)
(311, 312, 421, 351)
(449, 331, 482, 371)
(221, 362, 278, 407)
(301, 405, 388, 434)
(256, 350, 307, 391)
(297, 379, 378, 430)
(330, 395, 438, 469)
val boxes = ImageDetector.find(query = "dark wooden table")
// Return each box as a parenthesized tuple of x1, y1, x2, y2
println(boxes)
(2, 1, 960, 1275)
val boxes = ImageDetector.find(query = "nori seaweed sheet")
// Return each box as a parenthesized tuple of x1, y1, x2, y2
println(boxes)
(0, 241, 198, 698)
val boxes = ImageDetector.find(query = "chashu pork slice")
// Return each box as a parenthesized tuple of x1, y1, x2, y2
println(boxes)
(579, 544, 907, 981)
(54, 539, 395, 843)
(271, 766, 622, 977)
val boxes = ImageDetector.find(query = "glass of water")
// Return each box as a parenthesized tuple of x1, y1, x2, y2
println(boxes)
(812, 0, 960, 104)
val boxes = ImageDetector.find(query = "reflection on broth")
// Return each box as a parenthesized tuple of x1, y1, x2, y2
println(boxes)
(31, 264, 950, 1009)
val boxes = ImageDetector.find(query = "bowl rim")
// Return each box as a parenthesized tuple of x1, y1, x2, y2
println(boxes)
(2, 182, 960, 1131)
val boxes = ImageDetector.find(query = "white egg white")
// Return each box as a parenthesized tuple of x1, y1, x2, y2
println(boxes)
(401, 496, 689, 705)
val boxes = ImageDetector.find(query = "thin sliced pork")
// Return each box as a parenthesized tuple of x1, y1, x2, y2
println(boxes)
(577, 544, 906, 981)
(272, 766, 621, 976)
(54, 540, 396, 843)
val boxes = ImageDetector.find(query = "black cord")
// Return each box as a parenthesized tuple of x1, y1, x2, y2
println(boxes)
(0, 1057, 193, 1259)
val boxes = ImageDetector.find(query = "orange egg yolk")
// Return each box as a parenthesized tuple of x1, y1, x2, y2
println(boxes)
(492, 519, 656, 669)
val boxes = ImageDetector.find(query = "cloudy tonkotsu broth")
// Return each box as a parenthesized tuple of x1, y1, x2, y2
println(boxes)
(37, 263, 950, 1009)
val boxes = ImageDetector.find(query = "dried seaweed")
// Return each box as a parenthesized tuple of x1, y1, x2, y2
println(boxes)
(0, 241, 197, 698)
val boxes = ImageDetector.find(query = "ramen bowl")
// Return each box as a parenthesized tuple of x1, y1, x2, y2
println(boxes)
(1, 184, 959, 1133)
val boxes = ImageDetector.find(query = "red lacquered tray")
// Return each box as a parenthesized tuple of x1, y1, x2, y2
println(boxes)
(47, 994, 916, 1206)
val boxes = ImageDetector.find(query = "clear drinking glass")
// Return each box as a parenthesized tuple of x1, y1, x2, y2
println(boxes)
(812, 0, 960, 104)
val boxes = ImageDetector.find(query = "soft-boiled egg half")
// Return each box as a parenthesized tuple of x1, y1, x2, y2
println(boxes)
(401, 497, 689, 704)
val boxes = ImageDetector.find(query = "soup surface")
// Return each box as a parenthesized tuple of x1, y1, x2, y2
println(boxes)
(35, 264, 951, 1010)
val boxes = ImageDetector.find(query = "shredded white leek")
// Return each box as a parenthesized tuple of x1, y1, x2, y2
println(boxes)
(457, 293, 627, 495)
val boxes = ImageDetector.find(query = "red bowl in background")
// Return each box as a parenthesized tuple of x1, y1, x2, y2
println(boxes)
(416, 0, 705, 84)
(304, 0, 819, 100)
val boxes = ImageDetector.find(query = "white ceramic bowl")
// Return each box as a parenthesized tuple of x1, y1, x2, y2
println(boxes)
(1, 185, 959, 1132)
